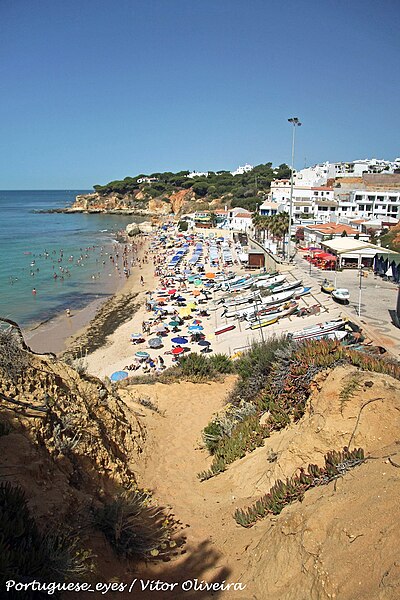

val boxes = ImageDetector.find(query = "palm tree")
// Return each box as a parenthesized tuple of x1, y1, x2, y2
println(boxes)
(269, 213, 289, 254)
(252, 213, 262, 241)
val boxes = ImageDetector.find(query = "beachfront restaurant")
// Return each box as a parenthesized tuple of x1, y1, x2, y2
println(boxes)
(320, 238, 394, 269)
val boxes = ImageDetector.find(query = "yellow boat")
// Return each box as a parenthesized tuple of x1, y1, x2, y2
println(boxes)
(249, 315, 279, 330)
(321, 279, 336, 294)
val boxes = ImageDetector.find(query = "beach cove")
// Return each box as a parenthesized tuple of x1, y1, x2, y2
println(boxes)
(0, 190, 148, 353)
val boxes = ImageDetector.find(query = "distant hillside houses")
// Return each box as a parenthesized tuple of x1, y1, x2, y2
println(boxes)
(295, 158, 400, 186)
(137, 176, 158, 184)
(186, 164, 254, 178)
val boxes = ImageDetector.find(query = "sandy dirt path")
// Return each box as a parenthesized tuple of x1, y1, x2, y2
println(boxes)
(121, 379, 257, 600)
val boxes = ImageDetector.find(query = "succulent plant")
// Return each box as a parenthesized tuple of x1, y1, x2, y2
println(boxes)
(234, 446, 366, 527)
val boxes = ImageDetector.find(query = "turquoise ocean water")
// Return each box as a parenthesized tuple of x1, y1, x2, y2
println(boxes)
(0, 191, 143, 327)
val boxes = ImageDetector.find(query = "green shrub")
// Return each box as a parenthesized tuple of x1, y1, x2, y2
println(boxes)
(208, 353, 234, 374)
(95, 489, 177, 560)
(179, 353, 215, 379)
(199, 338, 400, 481)
(231, 336, 291, 405)
(0, 482, 93, 598)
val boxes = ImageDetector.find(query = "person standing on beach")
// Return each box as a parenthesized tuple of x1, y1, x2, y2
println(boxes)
(140, 276, 144, 286)
(32, 288, 36, 295)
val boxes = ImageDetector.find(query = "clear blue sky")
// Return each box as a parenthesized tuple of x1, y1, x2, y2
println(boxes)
(1, 0, 399, 189)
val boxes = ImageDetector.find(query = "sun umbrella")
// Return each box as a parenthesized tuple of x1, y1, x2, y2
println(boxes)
(148, 337, 163, 349)
(194, 279, 203, 286)
(169, 320, 180, 327)
(135, 351, 150, 358)
(171, 337, 189, 344)
(130, 333, 143, 339)
(187, 302, 196, 309)
(168, 289, 177, 295)
(198, 340, 210, 346)
(171, 347, 184, 355)
(189, 325, 204, 331)
(179, 307, 192, 317)
(110, 371, 129, 382)
(156, 325, 166, 332)
(192, 289, 201, 296)
(192, 319, 202, 325)
(205, 272, 216, 279)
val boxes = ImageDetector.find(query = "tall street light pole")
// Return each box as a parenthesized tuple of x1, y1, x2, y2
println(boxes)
(287, 117, 302, 262)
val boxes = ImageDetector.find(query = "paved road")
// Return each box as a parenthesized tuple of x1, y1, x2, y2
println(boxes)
(292, 253, 400, 357)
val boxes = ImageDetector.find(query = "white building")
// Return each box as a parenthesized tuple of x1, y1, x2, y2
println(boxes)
(231, 163, 254, 176)
(333, 158, 400, 178)
(268, 180, 337, 222)
(227, 207, 253, 231)
(336, 189, 400, 220)
(293, 158, 400, 186)
(294, 161, 336, 186)
(186, 171, 210, 179)
(137, 176, 158, 184)
(259, 200, 280, 217)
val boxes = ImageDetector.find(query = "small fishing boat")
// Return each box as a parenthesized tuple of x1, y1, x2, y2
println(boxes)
(253, 274, 286, 288)
(265, 279, 302, 294)
(321, 279, 335, 293)
(248, 315, 279, 330)
(248, 304, 298, 329)
(262, 289, 296, 305)
(252, 270, 279, 279)
(313, 330, 348, 342)
(215, 324, 236, 335)
(225, 279, 255, 293)
(253, 300, 298, 320)
(290, 319, 346, 341)
(332, 288, 350, 304)
(294, 286, 312, 298)
(219, 291, 262, 308)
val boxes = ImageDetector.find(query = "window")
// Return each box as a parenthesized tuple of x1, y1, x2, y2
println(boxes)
(377, 196, 384, 201)
(359, 205, 364, 211)
(389, 197, 397, 202)
(367, 196, 375, 202)
(355, 195, 363, 201)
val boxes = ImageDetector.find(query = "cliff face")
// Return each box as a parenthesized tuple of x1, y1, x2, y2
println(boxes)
(0, 355, 144, 506)
(70, 188, 195, 216)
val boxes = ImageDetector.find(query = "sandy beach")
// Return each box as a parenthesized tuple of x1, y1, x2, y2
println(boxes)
(26, 222, 393, 382)
(80, 226, 345, 382)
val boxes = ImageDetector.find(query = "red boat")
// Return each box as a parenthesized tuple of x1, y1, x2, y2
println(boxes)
(215, 324, 236, 335)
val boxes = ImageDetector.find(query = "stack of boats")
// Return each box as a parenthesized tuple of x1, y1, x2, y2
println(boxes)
(213, 271, 312, 328)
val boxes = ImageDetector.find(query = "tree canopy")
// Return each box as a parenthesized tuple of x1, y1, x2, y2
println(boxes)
(92, 162, 291, 213)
